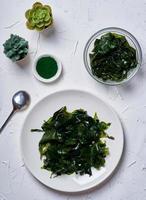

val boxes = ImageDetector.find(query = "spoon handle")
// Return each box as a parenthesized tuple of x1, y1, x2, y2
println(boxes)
(0, 109, 15, 134)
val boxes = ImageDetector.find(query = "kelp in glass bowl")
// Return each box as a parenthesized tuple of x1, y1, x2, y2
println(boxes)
(83, 27, 142, 85)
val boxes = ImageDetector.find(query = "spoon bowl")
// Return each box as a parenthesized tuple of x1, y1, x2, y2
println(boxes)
(0, 91, 30, 133)
(12, 91, 30, 111)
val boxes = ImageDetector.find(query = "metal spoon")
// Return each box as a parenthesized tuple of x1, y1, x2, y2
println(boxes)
(0, 91, 30, 134)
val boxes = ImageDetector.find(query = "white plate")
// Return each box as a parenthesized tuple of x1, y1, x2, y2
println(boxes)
(21, 89, 124, 192)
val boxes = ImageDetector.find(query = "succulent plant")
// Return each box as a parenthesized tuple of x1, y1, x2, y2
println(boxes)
(3, 34, 29, 62)
(25, 2, 53, 31)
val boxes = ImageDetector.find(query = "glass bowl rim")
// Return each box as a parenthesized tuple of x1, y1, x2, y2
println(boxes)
(83, 27, 143, 86)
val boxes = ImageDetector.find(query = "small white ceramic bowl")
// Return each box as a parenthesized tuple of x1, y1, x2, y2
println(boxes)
(33, 54, 62, 83)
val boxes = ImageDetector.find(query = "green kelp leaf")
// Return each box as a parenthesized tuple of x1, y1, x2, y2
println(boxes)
(99, 121, 111, 131)
(39, 130, 59, 145)
(31, 107, 114, 177)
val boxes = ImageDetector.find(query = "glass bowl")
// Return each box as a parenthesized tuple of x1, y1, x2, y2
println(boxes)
(83, 27, 142, 86)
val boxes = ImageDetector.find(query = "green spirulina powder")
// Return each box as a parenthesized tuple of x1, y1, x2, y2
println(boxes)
(36, 56, 58, 79)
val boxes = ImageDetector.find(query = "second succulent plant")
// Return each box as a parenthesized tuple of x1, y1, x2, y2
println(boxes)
(3, 34, 29, 62)
(25, 2, 53, 31)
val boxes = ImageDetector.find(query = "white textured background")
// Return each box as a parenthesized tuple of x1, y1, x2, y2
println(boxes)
(0, 0, 146, 199)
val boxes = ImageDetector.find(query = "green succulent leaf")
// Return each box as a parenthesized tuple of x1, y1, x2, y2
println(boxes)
(44, 19, 52, 26)
(26, 21, 35, 30)
(7, 50, 14, 57)
(44, 5, 52, 12)
(36, 22, 44, 28)
(25, 9, 31, 19)
(33, 2, 42, 8)
(36, 26, 44, 31)
(44, 14, 51, 22)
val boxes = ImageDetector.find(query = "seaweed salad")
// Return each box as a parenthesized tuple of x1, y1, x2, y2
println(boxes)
(31, 107, 114, 177)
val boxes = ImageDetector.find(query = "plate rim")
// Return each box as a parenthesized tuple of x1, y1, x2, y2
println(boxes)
(20, 89, 124, 193)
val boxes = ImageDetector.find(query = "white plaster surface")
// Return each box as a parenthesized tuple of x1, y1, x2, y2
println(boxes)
(0, 0, 146, 199)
